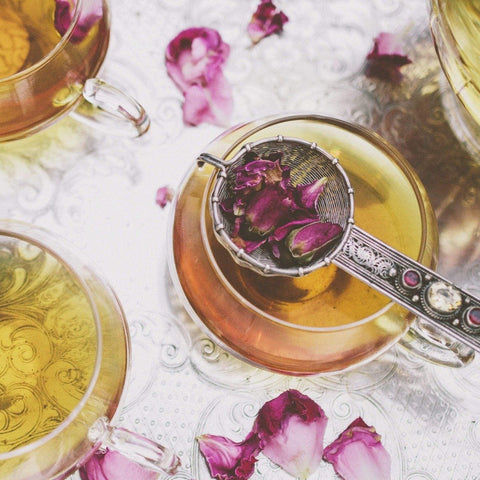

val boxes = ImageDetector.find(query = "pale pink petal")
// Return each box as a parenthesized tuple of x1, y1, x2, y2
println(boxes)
(156, 185, 175, 208)
(197, 432, 261, 480)
(165, 27, 233, 126)
(79, 450, 159, 480)
(252, 389, 328, 479)
(323, 417, 391, 480)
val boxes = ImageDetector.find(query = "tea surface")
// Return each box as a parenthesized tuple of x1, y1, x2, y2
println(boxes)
(0, 237, 97, 453)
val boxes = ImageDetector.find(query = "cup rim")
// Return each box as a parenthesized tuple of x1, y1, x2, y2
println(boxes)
(0, 0, 85, 83)
(0, 219, 103, 461)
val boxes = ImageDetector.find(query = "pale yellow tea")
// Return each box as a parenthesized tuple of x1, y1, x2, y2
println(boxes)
(0, 236, 97, 453)
(432, 0, 480, 127)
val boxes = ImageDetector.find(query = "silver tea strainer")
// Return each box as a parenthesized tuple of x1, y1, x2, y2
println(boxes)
(198, 136, 480, 351)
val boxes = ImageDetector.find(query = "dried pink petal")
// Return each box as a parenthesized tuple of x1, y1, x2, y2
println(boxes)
(54, 0, 103, 43)
(155, 185, 175, 208)
(244, 184, 294, 236)
(247, 0, 289, 45)
(323, 417, 392, 480)
(165, 27, 233, 126)
(79, 450, 159, 480)
(365, 32, 412, 83)
(294, 177, 327, 210)
(252, 389, 328, 479)
(197, 432, 261, 480)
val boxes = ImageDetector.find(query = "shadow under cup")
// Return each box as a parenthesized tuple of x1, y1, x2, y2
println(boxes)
(170, 114, 441, 375)
(0, 221, 128, 480)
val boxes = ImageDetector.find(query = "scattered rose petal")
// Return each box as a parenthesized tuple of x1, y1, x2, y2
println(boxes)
(247, 0, 289, 45)
(165, 27, 233, 126)
(323, 417, 392, 480)
(79, 450, 159, 480)
(197, 432, 261, 480)
(252, 389, 328, 479)
(364, 32, 412, 83)
(156, 185, 175, 208)
(54, 0, 103, 43)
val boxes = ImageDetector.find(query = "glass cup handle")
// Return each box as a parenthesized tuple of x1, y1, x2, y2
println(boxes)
(399, 317, 475, 368)
(71, 78, 151, 138)
(88, 417, 180, 475)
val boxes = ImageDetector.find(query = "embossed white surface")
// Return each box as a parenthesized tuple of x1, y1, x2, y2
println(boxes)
(1, 0, 480, 479)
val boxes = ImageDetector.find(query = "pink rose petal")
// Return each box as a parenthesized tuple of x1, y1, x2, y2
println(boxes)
(365, 32, 412, 83)
(54, 0, 103, 43)
(79, 450, 159, 480)
(197, 432, 261, 480)
(252, 389, 328, 479)
(323, 417, 392, 480)
(165, 27, 233, 126)
(155, 185, 175, 208)
(247, 0, 289, 45)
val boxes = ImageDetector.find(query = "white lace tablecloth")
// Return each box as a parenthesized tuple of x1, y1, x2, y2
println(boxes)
(2, 1, 480, 479)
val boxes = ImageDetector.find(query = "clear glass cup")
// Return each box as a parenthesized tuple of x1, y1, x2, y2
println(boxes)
(429, 0, 480, 159)
(0, 0, 149, 141)
(0, 220, 178, 480)
(169, 113, 474, 375)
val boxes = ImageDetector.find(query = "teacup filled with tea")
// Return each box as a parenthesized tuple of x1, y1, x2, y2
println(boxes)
(0, 220, 178, 480)
(0, 0, 149, 141)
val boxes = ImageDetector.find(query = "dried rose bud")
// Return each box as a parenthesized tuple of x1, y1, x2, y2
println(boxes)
(252, 389, 328, 479)
(197, 432, 261, 480)
(285, 220, 343, 264)
(323, 417, 392, 480)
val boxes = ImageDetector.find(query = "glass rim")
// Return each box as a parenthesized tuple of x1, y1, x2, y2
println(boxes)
(0, 0, 86, 83)
(0, 219, 103, 461)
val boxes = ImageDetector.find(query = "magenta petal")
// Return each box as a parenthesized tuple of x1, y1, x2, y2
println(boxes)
(365, 32, 412, 83)
(54, 0, 103, 43)
(245, 185, 293, 236)
(79, 450, 158, 480)
(247, 0, 289, 45)
(252, 390, 328, 479)
(323, 417, 392, 480)
(198, 432, 261, 480)
(294, 177, 327, 211)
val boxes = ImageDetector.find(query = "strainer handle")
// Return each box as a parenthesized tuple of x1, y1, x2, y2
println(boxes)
(334, 226, 480, 352)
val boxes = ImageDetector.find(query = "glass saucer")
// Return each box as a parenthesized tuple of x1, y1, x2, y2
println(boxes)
(168, 114, 438, 375)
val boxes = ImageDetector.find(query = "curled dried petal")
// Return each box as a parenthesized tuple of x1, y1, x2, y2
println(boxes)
(323, 417, 392, 480)
(247, 0, 289, 45)
(365, 32, 412, 83)
(155, 185, 175, 208)
(198, 432, 261, 480)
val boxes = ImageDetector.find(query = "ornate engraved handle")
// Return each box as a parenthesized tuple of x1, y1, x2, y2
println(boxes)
(335, 227, 480, 351)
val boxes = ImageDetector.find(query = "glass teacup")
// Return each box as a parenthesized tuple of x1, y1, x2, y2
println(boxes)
(169, 114, 474, 374)
(0, 0, 149, 141)
(0, 220, 178, 480)
(429, 0, 480, 159)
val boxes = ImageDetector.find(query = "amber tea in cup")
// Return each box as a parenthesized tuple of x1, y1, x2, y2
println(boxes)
(0, 0, 149, 141)
(0, 221, 178, 480)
